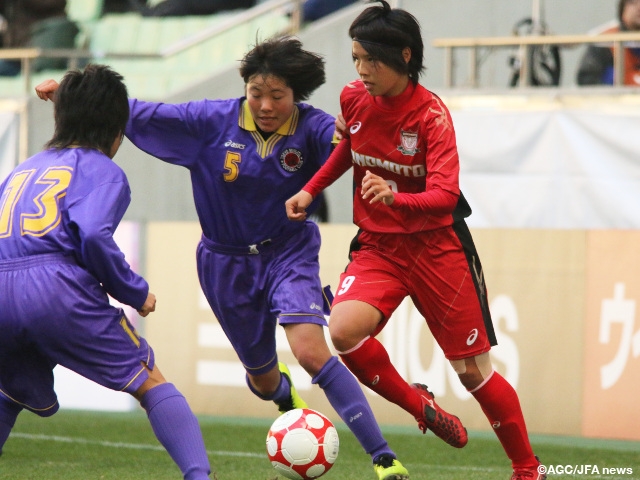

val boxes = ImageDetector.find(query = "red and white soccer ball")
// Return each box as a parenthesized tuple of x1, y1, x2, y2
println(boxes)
(266, 408, 339, 480)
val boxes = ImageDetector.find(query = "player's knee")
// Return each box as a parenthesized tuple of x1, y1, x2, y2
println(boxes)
(132, 364, 167, 400)
(328, 324, 352, 352)
(328, 301, 381, 352)
(327, 313, 359, 351)
(291, 344, 331, 375)
(285, 323, 330, 365)
(458, 370, 484, 391)
(450, 352, 493, 391)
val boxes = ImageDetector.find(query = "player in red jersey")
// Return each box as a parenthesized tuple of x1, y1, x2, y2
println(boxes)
(287, 2, 545, 479)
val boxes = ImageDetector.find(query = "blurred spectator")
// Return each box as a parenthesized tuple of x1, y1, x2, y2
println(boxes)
(0, 0, 78, 76)
(577, 0, 640, 86)
(303, 0, 359, 22)
(136, 0, 257, 17)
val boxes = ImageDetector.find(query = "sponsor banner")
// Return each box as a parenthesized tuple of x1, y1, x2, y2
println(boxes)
(142, 223, 640, 440)
(582, 231, 640, 440)
(144, 224, 596, 437)
(456, 229, 586, 435)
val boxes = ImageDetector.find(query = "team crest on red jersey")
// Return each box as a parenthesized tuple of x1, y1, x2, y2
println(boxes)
(280, 148, 304, 172)
(397, 130, 420, 155)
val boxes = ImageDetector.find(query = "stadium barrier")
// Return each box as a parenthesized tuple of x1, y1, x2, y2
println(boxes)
(0, 0, 300, 99)
(133, 222, 640, 442)
(433, 31, 640, 88)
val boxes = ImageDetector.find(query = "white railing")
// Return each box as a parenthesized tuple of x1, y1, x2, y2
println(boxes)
(433, 31, 640, 88)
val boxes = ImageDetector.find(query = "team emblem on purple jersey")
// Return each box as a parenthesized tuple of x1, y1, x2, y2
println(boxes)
(397, 129, 420, 155)
(280, 148, 304, 172)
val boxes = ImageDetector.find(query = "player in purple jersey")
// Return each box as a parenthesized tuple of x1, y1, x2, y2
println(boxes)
(1, 65, 211, 479)
(36, 36, 407, 480)
(130, 35, 412, 480)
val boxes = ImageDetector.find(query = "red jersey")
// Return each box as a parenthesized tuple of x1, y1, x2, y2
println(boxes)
(305, 80, 471, 234)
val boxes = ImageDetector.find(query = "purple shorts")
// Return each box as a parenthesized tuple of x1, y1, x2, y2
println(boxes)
(0, 254, 154, 416)
(197, 222, 328, 376)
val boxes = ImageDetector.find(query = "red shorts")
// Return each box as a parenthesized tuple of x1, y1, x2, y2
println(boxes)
(333, 222, 496, 360)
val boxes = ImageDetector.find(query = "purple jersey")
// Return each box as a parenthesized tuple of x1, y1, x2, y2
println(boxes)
(0, 148, 148, 309)
(126, 98, 335, 374)
(126, 98, 335, 246)
(0, 147, 153, 414)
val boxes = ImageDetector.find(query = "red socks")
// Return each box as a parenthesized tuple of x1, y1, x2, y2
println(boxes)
(471, 371, 537, 469)
(339, 336, 422, 418)
(340, 337, 537, 470)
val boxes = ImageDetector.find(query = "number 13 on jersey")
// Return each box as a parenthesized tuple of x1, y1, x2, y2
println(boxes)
(0, 166, 72, 238)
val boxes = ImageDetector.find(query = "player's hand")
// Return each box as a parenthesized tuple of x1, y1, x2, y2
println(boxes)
(361, 170, 394, 206)
(286, 190, 314, 221)
(138, 292, 156, 317)
(334, 112, 347, 140)
(35, 79, 60, 102)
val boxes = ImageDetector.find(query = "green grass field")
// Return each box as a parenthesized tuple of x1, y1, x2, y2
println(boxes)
(1, 409, 639, 479)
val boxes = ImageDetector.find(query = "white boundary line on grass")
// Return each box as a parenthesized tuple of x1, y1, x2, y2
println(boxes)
(10, 433, 264, 459)
(11, 433, 633, 480)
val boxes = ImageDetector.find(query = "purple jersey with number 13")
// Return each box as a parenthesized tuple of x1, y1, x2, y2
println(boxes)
(0, 147, 147, 307)
(0, 147, 152, 414)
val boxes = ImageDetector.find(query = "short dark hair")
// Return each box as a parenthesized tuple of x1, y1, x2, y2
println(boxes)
(47, 64, 129, 155)
(239, 36, 326, 102)
(348, 0, 424, 83)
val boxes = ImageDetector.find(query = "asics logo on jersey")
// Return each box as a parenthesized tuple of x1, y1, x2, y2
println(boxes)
(466, 329, 479, 346)
(492, 421, 501, 429)
(371, 375, 380, 386)
(224, 140, 246, 149)
(351, 150, 426, 178)
(349, 121, 362, 134)
(309, 302, 322, 312)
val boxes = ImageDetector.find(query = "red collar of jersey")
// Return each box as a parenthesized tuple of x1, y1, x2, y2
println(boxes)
(372, 81, 416, 110)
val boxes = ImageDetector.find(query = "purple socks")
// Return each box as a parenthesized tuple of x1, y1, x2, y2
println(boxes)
(313, 356, 395, 462)
(0, 395, 22, 454)
(140, 383, 210, 480)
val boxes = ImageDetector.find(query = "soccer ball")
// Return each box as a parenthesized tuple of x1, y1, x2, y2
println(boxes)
(266, 408, 339, 480)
